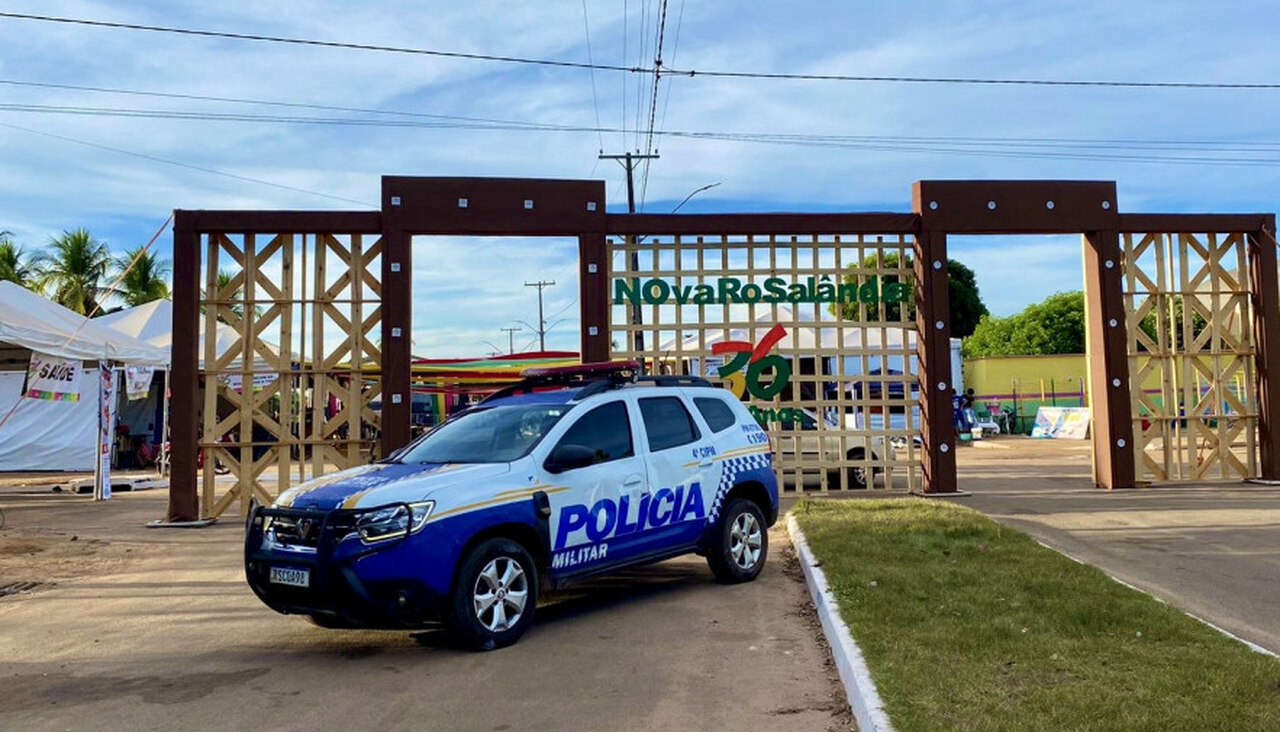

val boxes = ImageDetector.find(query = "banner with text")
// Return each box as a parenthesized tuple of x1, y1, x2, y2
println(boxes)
(24, 351, 82, 402)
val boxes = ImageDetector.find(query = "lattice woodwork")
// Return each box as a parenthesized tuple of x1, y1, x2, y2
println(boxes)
(609, 233, 922, 493)
(198, 232, 383, 517)
(1122, 232, 1257, 482)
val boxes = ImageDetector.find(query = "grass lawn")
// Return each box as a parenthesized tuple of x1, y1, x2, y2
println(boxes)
(793, 498, 1280, 732)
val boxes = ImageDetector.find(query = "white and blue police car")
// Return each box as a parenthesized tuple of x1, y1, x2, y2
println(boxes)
(245, 362, 779, 650)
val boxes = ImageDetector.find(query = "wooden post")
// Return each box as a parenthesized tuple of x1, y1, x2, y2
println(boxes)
(1083, 230, 1137, 488)
(912, 227, 958, 493)
(167, 211, 201, 522)
(1248, 216, 1280, 479)
(578, 233, 609, 363)
(380, 226, 412, 456)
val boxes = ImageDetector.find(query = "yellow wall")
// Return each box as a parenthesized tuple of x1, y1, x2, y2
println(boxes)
(966, 354, 1088, 406)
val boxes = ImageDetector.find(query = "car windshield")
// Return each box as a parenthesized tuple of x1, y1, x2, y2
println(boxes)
(396, 404, 572, 464)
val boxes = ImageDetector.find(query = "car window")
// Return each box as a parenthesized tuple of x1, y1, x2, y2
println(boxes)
(397, 404, 570, 464)
(694, 396, 736, 433)
(639, 397, 701, 452)
(552, 401, 633, 464)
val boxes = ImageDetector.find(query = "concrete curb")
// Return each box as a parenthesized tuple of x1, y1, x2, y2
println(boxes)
(787, 513, 894, 732)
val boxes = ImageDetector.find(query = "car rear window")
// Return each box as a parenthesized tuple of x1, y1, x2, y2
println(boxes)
(694, 396, 737, 433)
(639, 397, 701, 452)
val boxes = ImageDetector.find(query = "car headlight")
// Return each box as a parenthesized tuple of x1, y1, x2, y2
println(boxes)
(354, 501, 434, 543)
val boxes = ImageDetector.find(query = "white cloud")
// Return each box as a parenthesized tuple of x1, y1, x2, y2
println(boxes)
(3, 0, 1280, 355)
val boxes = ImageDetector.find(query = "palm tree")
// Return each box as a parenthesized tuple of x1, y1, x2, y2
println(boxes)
(34, 229, 111, 315)
(0, 232, 36, 288)
(114, 245, 171, 307)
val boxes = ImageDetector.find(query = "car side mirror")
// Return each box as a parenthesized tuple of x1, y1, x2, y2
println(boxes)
(386, 446, 408, 462)
(544, 444, 597, 474)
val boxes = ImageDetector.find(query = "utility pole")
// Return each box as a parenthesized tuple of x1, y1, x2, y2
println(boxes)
(524, 280, 556, 352)
(599, 151, 659, 356)
(500, 326, 521, 354)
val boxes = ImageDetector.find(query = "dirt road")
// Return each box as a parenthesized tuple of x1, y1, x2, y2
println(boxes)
(0, 487, 851, 731)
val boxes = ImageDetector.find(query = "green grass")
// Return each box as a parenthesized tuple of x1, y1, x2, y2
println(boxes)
(794, 498, 1280, 732)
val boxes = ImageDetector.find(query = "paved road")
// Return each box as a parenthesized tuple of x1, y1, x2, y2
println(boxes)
(0, 488, 851, 731)
(957, 438, 1280, 655)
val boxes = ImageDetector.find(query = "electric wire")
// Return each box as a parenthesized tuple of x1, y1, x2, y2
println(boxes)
(10, 102, 1280, 168)
(0, 120, 378, 206)
(0, 78, 562, 128)
(639, 0, 669, 211)
(5, 12, 1280, 90)
(655, 0, 686, 148)
(580, 0, 605, 154)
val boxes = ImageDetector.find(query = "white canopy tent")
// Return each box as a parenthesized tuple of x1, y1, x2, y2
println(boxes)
(0, 282, 168, 472)
(0, 281, 168, 365)
(94, 298, 276, 370)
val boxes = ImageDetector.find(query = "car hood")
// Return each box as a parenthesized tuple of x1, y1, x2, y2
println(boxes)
(275, 462, 512, 511)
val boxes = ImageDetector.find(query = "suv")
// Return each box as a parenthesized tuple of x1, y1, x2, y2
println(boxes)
(245, 362, 778, 650)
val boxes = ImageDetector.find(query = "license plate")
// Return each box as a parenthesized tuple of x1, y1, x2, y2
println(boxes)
(269, 566, 310, 588)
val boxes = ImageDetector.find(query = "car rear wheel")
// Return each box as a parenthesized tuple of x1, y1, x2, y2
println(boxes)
(707, 498, 768, 583)
(448, 538, 538, 651)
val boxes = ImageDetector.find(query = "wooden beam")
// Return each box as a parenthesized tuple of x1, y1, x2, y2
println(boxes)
(1248, 218, 1280, 479)
(1083, 230, 1137, 489)
(167, 211, 201, 522)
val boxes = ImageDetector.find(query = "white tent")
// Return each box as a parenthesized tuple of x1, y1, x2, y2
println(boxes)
(0, 281, 168, 365)
(0, 282, 168, 472)
(94, 298, 276, 369)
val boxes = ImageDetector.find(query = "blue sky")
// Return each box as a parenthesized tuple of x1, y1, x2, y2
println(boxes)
(3, 1, 1280, 355)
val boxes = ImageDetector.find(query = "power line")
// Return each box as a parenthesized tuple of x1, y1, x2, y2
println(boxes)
(0, 78, 564, 128)
(12, 101, 1280, 167)
(0, 120, 377, 206)
(500, 326, 522, 354)
(580, 0, 604, 154)
(5, 12, 1280, 90)
(639, 0, 670, 210)
(12, 78, 1280, 153)
(524, 280, 556, 352)
(0, 11, 645, 76)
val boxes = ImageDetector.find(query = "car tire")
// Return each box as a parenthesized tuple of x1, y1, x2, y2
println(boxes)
(448, 538, 539, 651)
(706, 498, 768, 584)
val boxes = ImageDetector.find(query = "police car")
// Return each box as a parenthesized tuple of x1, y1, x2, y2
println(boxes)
(245, 362, 779, 650)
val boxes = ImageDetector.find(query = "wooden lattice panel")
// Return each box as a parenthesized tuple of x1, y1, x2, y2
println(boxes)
(1122, 232, 1258, 482)
(198, 232, 383, 518)
(609, 233, 923, 493)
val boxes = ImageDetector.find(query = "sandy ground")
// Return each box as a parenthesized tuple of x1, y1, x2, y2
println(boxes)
(0, 486, 852, 732)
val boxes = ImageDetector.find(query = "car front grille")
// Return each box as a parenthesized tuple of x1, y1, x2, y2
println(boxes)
(267, 512, 353, 550)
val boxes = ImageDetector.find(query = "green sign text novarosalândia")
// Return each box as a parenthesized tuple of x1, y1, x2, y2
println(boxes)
(613, 276, 910, 307)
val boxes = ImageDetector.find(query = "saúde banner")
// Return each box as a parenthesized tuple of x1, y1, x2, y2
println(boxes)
(24, 351, 82, 402)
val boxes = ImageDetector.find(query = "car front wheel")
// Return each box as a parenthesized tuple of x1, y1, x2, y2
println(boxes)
(706, 498, 768, 583)
(448, 538, 538, 651)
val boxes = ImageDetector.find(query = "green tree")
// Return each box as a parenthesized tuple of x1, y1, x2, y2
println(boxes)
(34, 228, 111, 314)
(201, 270, 247, 323)
(835, 253, 989, 337)
(1136, 295, 1208, 352)
(0, 232, 37, 288)
(964, 291, 1085, 357)
(114, 246, 171, 306)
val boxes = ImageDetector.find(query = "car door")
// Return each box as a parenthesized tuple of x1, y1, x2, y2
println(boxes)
(633, 394, 715, 552)
(540, 398, 650, 575)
